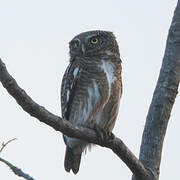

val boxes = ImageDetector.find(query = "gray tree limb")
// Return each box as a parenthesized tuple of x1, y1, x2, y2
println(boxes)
(0, 58, 149, 179)
(133, 1, 180, 180)
(0, 157, 34, 180)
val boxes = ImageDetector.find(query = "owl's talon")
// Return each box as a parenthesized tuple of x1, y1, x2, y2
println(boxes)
(106, 132, 115, 142)
(94, 127, 105, 145)
(87, 123, 114, 145)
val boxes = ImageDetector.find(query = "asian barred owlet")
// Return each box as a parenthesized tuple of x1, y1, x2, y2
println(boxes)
(61, 30, 122, 174)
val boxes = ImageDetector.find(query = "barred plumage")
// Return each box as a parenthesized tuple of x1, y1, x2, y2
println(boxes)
(61, 30, 122, 174)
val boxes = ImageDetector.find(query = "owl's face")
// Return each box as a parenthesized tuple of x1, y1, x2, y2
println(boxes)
(69, 30, 119, 58)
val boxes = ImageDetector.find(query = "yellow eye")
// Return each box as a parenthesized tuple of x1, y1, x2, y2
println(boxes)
(90, 37, 98, 44)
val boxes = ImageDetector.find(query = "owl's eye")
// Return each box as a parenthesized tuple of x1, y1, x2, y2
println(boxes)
(90, 37, 99, 44)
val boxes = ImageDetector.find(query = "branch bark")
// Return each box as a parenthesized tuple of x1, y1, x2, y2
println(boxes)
(0, 157, 34, 180)
(133, 1, 180, 180)
(0, 59, 149, 179)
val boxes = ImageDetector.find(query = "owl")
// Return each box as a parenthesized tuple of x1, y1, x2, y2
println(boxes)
(61, 30, 122, 174)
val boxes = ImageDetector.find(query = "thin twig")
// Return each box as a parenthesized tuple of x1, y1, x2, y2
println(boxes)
(0, 138, 17, 154)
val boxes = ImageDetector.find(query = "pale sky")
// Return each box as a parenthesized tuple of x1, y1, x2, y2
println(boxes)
(0, 0, 179, 179)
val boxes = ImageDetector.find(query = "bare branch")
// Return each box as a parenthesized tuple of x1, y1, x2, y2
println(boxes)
(0, 59, 150, 179)
(0, 138, 17, 154)
(0, 157, 34, 180)
(0, 139, 34, 180)
(133, 1, 180, 180)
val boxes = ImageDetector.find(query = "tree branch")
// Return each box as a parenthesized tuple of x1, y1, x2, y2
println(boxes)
(0, 59, 150, 179)
(0, 157, 34, 180)
(0, 139, 34, 180)
(133, 1, 180, 180)
(0, 138, 17, 154)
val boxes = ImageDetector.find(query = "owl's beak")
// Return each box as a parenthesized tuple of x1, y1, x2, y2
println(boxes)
(81, 44, 86, 55)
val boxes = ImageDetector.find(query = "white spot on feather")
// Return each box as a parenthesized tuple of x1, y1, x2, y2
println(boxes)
(105, 50, 119, 58)
(73, 67, 79, 79)
(93, 80, 100, 101)
(105, 50, 115, 56)
(66, 67, 79, 102)
(66, 90, 70, 102)
(87, 80, 100, 116)
(70, 83, 73, 89)
(77, 80, 100, 124)
(99, 60, 117, 85)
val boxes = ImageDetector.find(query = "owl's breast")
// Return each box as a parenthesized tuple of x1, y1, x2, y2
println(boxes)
(68, 63, 109, 124)
(91, 58, 122, 131)
(62, 56, 122, 130)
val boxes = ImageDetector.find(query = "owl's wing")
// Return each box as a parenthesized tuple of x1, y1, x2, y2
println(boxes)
(61, 63, 80, 119)
(61, 62, 110, 125)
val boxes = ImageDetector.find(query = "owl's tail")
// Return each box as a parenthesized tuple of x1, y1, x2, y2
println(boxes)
(64, 147, 82, 174)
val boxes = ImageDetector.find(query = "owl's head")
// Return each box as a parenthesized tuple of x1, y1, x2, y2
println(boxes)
(69, 30, 119, 58)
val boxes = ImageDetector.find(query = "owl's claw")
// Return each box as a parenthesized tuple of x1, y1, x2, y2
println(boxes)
(106, 131, 115, 140)
(92, 124, 105, 143)
(86, 122, 115, 146)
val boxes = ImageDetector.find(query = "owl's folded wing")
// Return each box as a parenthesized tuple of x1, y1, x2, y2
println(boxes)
(61, 63, 80, 119)
(61, 63, 110, 125)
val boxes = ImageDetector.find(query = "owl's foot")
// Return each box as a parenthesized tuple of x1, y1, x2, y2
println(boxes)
(86, 122, 115, 146)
